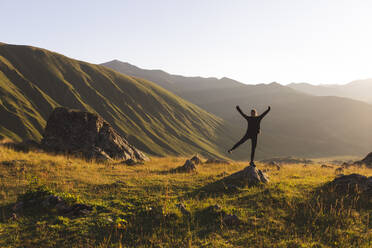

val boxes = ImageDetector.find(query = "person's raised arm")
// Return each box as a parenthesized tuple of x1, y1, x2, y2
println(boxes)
(259, 106, 271, 120)
(236, 105, 248, 119)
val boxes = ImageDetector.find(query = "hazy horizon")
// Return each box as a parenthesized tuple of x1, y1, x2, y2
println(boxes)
(3, 0, 372, 85)
(102, 59, 372, 86)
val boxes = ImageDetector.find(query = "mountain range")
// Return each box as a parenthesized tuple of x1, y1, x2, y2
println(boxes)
(288, 80, 372, 104)
(102, 60, 372, 158)
(0, 42, 371, 160)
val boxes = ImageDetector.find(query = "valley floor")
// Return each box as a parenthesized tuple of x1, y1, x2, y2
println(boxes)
(0, 147, 371, 247)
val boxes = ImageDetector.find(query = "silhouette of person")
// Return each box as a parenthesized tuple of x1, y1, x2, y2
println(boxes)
(228, 105, 271, 166)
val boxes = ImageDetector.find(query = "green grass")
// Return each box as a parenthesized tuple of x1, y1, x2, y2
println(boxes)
(0, 43, 234, 159)
(0, 146, 371, 247)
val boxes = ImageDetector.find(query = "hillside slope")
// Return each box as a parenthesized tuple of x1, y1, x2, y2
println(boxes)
(102, 60, 372, 158)
(0, 43, 234, 158)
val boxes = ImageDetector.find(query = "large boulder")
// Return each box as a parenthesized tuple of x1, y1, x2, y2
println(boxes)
(41, 107, 148, 162)
(220, 165, 269, 188)
(327, 174, 372, 196)
(318, 174, 372, 209)
(355, 152, 372, 167)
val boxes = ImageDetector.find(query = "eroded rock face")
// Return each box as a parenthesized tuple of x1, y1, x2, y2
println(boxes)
(41, 107, 148, 162)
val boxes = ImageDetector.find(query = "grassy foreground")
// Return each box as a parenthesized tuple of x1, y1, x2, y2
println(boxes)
(0, 146, 371, 248)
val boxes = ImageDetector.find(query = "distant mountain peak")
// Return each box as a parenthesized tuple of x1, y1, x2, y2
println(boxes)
(268, 81, 281, 86)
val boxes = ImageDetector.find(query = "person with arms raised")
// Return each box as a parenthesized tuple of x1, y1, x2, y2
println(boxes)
(228, 105, 271, 166)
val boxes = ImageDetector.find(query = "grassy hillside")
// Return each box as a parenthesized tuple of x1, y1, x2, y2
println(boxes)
(102, 60, 372, 158)
(0, 146, 371, 247)
(0, 43, 235, 158)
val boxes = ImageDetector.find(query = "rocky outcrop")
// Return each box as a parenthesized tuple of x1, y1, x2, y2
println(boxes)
(13, 193, 93, 217)
(354, 152, 372, 167)
(175, 159, 197, 173)
(325, 174, 372, 198)
(196, 204, 242, 227)
(41, 107, 148, 162)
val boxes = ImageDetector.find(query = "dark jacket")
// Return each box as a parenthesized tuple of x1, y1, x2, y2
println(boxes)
(237, 106, 270, 136)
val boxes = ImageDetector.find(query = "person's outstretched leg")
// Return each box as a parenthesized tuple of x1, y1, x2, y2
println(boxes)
(228, 134, 249, 153)
(250, 135, 257, 166)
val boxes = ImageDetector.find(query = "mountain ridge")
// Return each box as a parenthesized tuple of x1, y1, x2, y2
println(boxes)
(102, 60, 372, 158)
(288, 80, 372, 104)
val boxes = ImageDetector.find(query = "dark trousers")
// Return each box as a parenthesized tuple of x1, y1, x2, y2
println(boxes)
(230, 134, 257, 162)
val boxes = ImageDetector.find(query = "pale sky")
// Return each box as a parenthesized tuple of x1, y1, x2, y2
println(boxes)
(2, 0, 372, 85)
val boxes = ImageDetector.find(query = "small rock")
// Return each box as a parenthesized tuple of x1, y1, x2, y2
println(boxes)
(341, 162, 350, 168)
(121, 158, 144, 166)
(261, 157, 314, 165)
(12, 201, 24, 212)
(92, 147, 113, 163)
(56, 202, 70, 213)
(269, 161, 279, 166)
(190, 155, 203, 165)
(69, 203, 93, 216)
(267, 161, 280, 170)
(42, 195, 64, 208)
(223, 214, 241, 226)
(176, 203, 191, 216)
(211, 204, 222, 211)
(146, 206, 164, 220)
(176, 160, 197, 172)
(10, 213, 18, 221)
(335, 167, 344, 174)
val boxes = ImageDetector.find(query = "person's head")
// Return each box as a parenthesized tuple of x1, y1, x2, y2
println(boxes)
(251, 109, 257, 117)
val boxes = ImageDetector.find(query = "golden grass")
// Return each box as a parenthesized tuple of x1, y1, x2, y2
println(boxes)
(0, 147, 371, 247)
